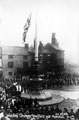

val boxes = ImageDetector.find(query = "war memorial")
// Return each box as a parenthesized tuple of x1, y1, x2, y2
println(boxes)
(21, 16, 64, 106)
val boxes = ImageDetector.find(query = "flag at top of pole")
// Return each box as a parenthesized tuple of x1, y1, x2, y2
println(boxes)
(23, 13, 31, 43)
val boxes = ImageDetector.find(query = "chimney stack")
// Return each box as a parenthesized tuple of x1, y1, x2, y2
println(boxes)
(25, 43, 29, 49)
(52, 33, 56, 38)
(51, 33, 59, 46)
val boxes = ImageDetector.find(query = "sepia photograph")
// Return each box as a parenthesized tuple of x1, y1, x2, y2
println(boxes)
(0, 0, 79, 120)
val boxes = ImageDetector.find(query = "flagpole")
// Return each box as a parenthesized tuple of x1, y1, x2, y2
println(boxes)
(35, 15, 38, 62)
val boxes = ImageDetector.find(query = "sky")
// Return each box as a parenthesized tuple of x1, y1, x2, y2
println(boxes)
(0, 0, 79, 65)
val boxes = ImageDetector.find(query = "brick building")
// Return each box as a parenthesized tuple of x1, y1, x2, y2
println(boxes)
(29, 33, 64, 74)
(0, 33, 64, 78)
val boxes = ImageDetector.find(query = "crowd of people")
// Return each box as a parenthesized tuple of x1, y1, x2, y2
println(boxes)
(0, 71, 79, 91)
(0, 94, 79, 120)
(0, 71, 78, 120)
(0, 89, 79, 120)
(41, 71, 79, 88)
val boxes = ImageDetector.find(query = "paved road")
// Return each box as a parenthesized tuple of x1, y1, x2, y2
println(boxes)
(45, 85, 79, 100)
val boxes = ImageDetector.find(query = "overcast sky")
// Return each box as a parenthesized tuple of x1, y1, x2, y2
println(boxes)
(0, 0, 79, 65)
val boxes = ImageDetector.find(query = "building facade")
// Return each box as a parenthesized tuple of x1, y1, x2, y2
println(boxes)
(0, 33, 64, 79)
(1, 46, 31, 78)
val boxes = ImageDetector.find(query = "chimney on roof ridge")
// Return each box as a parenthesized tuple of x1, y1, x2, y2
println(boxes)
(25, 43, 29, 49)
(52, 33, 56, 38)
(51, 33, 59, 47)
(39, 41, 44, 51)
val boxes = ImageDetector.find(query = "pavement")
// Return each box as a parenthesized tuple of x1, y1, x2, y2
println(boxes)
(43, 85, 79, 111)
(45, 85, 79, 100)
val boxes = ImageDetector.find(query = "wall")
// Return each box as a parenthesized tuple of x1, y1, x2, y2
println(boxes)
(2, 46, 29, 78)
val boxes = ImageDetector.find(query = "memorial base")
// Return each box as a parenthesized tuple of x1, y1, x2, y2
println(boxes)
(21, 90, 64, 105)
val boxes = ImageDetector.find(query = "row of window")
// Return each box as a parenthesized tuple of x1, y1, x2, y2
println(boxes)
(39, 61, 51, 64)
(39, 54, 51, 56)
(8, 62, 28, 68)
(8, 54, 51, 59)
(8, 55, 28, 59)
(0, 71, 13, 76)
